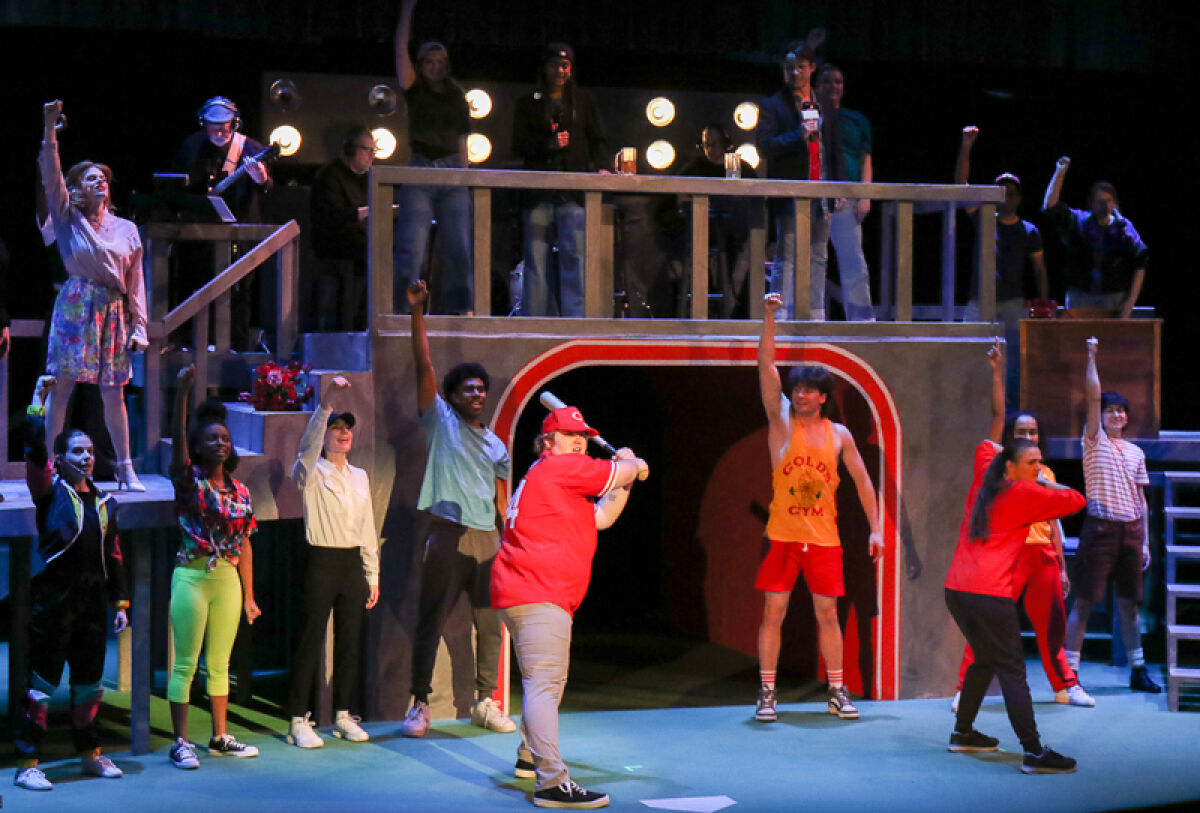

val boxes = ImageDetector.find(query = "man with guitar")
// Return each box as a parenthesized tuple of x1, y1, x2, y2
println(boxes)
(171, 96, 276, 350)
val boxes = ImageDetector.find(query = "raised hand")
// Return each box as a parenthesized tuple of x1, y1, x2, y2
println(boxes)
(407, 279, 429, 309)
(961, 125, 979, 146)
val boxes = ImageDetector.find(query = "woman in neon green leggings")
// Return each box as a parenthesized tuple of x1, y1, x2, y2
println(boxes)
(167, 365, 261, 769)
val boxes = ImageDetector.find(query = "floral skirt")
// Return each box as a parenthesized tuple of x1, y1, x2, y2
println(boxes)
(46, 276, 132, 386)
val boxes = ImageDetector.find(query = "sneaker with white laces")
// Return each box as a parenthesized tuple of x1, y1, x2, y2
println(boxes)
(471, 697, 517, 733)
(828, 685, 859, 719)
(170, 739, 200, 770)
(533, 779, 610, 809)
(333, 711, 370, 742)
(951, 690, 961, 714)
(81, 753, 123, 778)
(208, 733, 259, 758)
(399, 700, 431, 738)
(1021, 746, 1077, 774)
(288, 713, 325, 748)
(754, 685, 778, 722)
(1055, 684, 1096, 707)
(14, 765, 53, 791)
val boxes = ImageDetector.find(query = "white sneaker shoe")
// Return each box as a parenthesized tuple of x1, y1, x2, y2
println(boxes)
(951, 691, 961, 714)
(399, 701, 431, 738)
(287, 713, 324, 748)
(1056, 684, 1096, 707)
(14, 766, 53, 791)
(333, 711, 369, 742)
(470, 697, 516, 733)
(81, 753, 123, 778)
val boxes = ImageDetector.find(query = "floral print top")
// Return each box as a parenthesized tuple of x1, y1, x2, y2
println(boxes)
(173, 464, 257, 570)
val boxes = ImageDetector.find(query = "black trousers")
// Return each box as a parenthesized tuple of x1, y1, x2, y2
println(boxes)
(16, 574, 109, 756)
(945, 588, 1041, 752)
(409, 522, 502, 701)
(287, 547, 369, 717)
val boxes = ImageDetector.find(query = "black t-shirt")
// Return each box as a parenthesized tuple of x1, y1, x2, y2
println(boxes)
(406, 81, 471, 160)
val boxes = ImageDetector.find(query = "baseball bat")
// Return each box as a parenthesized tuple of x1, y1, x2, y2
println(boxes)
(538, 390, 648, 479)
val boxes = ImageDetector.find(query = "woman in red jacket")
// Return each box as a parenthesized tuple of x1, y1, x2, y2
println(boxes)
(944, 437, 1085, 774)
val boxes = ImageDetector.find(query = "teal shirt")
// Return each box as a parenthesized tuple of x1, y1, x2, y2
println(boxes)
(417, 394, 510, 530)
(837, 108, 872, 183)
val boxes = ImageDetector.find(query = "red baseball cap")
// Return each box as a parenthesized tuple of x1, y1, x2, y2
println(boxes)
(541, 406, 598, 437)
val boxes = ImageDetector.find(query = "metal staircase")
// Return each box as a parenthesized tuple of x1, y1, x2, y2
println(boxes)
(1163, 471, 1200, 710)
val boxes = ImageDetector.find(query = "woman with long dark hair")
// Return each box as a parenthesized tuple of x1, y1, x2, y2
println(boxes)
(38, 100, 147, 491)
(951, 342, 1094, 711)
(165, 365, 260, 769)
(944, 433, 1085, 774)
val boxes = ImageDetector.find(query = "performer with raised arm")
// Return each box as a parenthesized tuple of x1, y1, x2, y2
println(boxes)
(491, 406, 648, 809)
(1042, 157, 1147, 317)
(286, 376, 380, 748)
(38, 100, 147, 492)
(13, 376, 128, 792)
(954, 126, 1049, 405)
(754, 292, 882, 723)
(944, 434, 1086, 773)
(950, 341, 1093, 713)
(1064, 337, 1159, 692)
(399, 280, 515, 737)
(166, 365, 261, 769)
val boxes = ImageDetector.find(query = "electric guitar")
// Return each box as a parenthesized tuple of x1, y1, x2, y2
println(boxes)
(212, 142, 281, 195)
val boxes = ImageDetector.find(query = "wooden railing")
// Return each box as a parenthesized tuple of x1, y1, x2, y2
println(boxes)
(367, 167, 1005, 324)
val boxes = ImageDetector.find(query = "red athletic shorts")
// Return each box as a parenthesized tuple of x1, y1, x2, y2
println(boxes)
(755, 540, 844, 597)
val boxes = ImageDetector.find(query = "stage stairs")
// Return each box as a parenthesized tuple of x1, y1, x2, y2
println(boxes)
(1164, 469, 1200, 711)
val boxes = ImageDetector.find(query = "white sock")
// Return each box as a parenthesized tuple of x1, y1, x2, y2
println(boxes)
(1129, 648, 1146, 668)
(1065, 650, 1081, 670)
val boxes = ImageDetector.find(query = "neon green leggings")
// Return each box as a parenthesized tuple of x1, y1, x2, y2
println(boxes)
(168, 559, 242, 703)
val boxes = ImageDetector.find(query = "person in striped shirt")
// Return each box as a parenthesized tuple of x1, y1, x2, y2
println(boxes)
(1064, 337, 1160, 693)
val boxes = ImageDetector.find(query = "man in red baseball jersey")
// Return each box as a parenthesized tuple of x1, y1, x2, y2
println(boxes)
(491, 406, 648, 810)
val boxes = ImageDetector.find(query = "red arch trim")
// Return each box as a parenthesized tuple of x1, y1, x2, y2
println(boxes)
(490, 339, 902, 701)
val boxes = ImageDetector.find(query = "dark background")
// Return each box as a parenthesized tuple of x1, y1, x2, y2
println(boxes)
(0, 1, 1193, 424)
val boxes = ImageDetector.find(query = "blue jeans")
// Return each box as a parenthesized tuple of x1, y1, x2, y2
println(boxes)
(521, 201, 585, 317)
(828, 206, 875, 321)
(770, 200, 831, 320)
(394, 154, 473, 313)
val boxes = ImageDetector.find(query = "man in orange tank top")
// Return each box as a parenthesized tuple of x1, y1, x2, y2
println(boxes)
(753, 292, 883, 722)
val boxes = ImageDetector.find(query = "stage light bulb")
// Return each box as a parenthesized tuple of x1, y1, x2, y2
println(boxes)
(467, 133, 492, 163)
(645, 97, 676, 127)
(733, 102, 759, 131)
(646, 140, 676, 170)
(736, 142, 760, 168)
(371, 128, 397, 160)
(465, 89, 493, 119)
(269, 79, 301, 113)
(269, 125, 302, 157)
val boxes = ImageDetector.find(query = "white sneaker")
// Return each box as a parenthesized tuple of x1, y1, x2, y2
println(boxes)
(951, 691, 961, 714)
(470, 698, 516, 733)
(333, 711, 369, 742)
(81, 753, 123, 778)
(399, 701, 430, 738)
(14, 766, 53, 791)
(1055, 684, 1096, 707)
(287, 713, 324, 748)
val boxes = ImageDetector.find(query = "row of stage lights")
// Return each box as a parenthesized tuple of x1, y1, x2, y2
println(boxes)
(266, 80, 762, 170)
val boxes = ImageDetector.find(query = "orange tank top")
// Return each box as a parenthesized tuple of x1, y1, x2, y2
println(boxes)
(765, 418, 841, 545)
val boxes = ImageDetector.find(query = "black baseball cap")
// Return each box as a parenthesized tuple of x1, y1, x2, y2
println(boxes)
(327, 411, 356, 429)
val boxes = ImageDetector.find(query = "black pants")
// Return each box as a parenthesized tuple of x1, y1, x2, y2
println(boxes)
(410, 522, 502, 701)
(945, 588, 1040, 752)
(16, 574, 109, 756)
(287, 547, 369, 717)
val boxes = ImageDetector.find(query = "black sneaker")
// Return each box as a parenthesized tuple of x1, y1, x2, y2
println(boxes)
(533, 780, 610, 809)
(948, 729, 1000, 752)
(1130, 665, 1162, 693)
(754, 685, 778, 722)
(1020, 747, 1077, 774)
(515, 757, 536, 779)
(169, 739, 199, 770)
(208, 734, 259, 758)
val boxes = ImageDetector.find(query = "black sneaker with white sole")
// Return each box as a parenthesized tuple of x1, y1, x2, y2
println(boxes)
(208, 734, 259, 758)
(948, 729, 1000, 752)
(533, 780, 610, 809)
(515, 757, 537, 779)
(170, 739, 200, 769)
(1020, 747, 1077, 774)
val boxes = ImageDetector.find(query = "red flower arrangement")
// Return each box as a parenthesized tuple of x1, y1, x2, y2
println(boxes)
(239, 360, 314, 411)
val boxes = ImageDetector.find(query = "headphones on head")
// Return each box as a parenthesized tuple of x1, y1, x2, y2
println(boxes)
(698, 124, 732, 154)
(197, 97, 241, 130)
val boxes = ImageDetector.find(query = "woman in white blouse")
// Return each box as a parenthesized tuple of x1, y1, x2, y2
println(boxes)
(39, 100, 147, 491)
